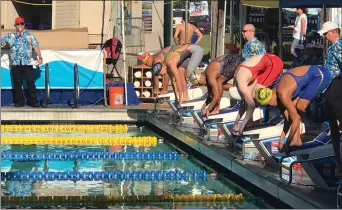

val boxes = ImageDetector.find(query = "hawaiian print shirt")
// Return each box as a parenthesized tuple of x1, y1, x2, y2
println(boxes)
(1, 30, 39, 65)
(242, 38, 266, 60)
(324, 38, 342, 78)
(291, 54, 311, 68)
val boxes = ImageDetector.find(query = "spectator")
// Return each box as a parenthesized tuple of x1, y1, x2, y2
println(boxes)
(318, 21, 342, 177)
(241, 24, 266, 60)
(319, 21, 342, 78)
(290, 44, 310, 68)
(288, 8, 308, 57)
(174, 11, 203, 45)
(1, 17, 42, 107)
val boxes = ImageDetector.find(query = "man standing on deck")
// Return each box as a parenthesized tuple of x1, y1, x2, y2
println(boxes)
(1, 17, 42, 107)
(317, 21, 342, 177)
(241, 24, 266, 60)
(174, 11, 203, 45)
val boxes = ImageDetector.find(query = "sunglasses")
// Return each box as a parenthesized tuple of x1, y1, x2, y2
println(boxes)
(15, 22, 24, 26)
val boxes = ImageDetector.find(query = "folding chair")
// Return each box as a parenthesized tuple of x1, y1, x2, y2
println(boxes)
(104, 38, 123, 81)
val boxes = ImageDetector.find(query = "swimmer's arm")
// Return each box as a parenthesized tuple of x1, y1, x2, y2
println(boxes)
(222, 83, 233, 91)
(206, 74, 220, 113)
(194, 28, 203, 45)
(173, 26, 180, 45)
(168, 64, 184, 104)
(300, 18, 307, 38)
(204, 76, 213, 105)
(153, 76, 159, 96)
(278, 102, 291, 143)
(279, 94, 301, 142)
(234, 101, 246, 125)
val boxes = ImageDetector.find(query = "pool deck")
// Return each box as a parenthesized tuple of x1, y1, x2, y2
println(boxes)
(1, 104, 337, 209)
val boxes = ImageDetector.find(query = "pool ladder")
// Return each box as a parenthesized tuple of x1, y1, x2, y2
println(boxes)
(73, 63, 80, 108)
(44, 63, 50, 107)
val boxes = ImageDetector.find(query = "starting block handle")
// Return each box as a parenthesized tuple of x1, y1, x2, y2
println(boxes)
(177, 105, 195, 111)
(203, 118, 224, 126)
(155, 96, 170, 103)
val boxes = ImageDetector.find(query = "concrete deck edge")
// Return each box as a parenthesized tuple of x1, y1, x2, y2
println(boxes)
(146, 113, 321, 209)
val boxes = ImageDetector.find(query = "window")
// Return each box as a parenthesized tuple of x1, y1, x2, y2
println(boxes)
(142, 0, 153, 32)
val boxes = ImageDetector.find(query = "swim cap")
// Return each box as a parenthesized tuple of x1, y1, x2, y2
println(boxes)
(188, 72, 202, 85)
(255, 88, 272, 106)
(137, 51, 151, 65)
(152, 62, 162, 76)
(228, 87, 242, 101)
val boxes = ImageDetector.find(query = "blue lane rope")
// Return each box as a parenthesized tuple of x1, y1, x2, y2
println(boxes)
(0, 170, 208, 182)
(1, 151, 180, 161)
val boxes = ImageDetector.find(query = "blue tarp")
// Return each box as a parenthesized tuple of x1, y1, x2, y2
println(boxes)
(280, 0, 342, 8)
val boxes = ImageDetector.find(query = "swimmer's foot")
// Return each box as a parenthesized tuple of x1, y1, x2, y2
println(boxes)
(159, 90, 168, 95)
(209, 110, 219, 115)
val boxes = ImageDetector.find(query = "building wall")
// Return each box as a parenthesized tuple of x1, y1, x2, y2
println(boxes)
(79, 1, 113, 45)
(131, 1, 164, 52)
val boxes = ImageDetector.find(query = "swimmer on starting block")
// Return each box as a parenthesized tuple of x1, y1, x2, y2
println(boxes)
(137, 44, 204, 105)
(199, 53, 245, 117)
(229, 54, 284, 135)
(254, 65, 331, 154)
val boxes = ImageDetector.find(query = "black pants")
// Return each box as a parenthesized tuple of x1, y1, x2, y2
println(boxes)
(324, 77, 342, 169)
(11, 65, 37, 105)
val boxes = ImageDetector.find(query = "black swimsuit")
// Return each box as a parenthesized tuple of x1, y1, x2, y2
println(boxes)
(216, 53, 245, 79)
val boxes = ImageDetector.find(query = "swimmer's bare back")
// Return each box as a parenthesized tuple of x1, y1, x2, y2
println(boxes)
(177, 23, 197, 45)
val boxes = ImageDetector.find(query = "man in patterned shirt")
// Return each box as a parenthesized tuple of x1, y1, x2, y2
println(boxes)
(1, 17, 42, 107)
(241, 24, 266, 60)
(318, 21, 342, 78)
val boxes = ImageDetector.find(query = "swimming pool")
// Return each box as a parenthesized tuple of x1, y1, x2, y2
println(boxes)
(1, 125, 270, 209)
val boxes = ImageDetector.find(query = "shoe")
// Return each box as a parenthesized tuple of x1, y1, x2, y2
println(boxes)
(14, 103, 24, 107)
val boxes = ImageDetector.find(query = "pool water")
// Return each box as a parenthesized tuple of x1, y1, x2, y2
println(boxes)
(1, 126, 270, 209)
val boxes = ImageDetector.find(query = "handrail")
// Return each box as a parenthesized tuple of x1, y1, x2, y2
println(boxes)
(73, 63, 80, 108)
(44, 63, 50, 107)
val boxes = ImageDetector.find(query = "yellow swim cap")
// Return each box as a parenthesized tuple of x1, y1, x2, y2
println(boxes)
(255, 88, 272, 106)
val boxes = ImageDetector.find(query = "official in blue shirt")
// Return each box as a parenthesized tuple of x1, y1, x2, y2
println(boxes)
(241, 24, 266, 60)
(1, 17, 43, 107)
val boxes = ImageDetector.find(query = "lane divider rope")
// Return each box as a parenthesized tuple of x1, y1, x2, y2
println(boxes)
(1, 193, 243, 203)
(1, 170, 208, 182)
(2, 151, 180, 161)
(1, 124, 128, 133)
(1, 136, 157, 146)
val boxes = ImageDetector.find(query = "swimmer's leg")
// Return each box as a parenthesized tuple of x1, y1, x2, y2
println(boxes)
(185, 45, 204, 85)
(178, 66, 190, 101)
(160, 74, 169, 94)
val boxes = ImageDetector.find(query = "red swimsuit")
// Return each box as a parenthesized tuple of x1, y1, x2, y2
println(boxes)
(239, 54, 283, 86)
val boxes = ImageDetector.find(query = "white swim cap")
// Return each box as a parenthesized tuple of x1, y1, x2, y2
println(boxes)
(229, 87, 242, 101)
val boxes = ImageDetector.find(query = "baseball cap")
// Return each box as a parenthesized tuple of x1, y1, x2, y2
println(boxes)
(318, 21, 339, 36)
(136, 51, 151, 65)
(15, 17, 25, 24)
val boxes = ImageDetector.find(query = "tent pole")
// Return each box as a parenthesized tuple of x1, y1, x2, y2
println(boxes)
(185, 0, 188, 44)
(121, 0, 128, 106)
(278, 7, 283, 60)
(222, 0, 227, 54)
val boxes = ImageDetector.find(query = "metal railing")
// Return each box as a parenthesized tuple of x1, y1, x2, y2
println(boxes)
(73, 63, 80, 108)
(44, 63, 50, 108)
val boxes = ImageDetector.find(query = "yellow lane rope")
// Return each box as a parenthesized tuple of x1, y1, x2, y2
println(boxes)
(2, 136, 157, 146)
(1, 124, 128, 133)
(2, 193, 243, 203)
